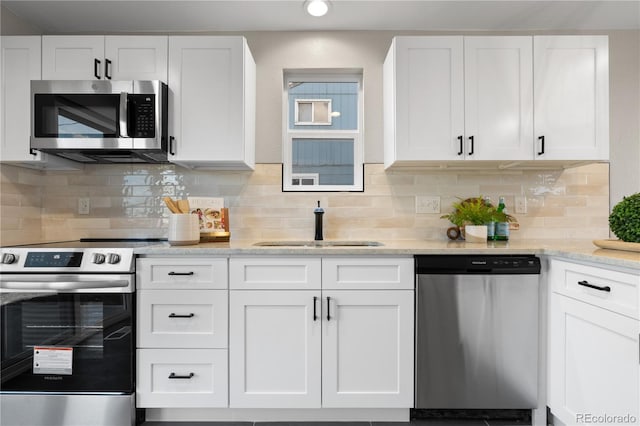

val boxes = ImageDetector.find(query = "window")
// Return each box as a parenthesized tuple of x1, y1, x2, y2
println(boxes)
(283, 71, 364, 192)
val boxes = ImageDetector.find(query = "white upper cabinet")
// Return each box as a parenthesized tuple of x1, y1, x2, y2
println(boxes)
(0, 36, 78, 169)
(384, 35, 609, 168)
(42, 35, 168, 81)
(534, 36, 609, 160)
(167, 36, 256, 170)
(464, 36, 533, 160)
(384, 36, 464, 166)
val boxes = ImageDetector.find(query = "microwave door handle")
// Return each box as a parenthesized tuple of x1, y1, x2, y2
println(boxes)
(119, 92, 129, 138)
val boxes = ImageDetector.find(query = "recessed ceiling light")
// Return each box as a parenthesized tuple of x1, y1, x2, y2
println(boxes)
(306, 0, 329, 17)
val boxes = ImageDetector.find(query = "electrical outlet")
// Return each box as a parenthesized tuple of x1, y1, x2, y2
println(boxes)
(78, 197, 90, 215)
(416, 196, 441, 214)
(515, 196, 527, 214)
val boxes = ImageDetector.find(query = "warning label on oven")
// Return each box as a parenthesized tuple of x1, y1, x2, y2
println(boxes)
(33, 346, 73, 375)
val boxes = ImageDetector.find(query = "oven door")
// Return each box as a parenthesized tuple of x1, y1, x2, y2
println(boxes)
(0, 275, 134, 394)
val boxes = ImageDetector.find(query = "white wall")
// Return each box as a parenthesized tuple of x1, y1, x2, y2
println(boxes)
(608, 30, 640, 205)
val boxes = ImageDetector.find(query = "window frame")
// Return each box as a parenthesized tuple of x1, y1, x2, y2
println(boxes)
(282, 71, 364, 192)
(294, 99, 333, 126)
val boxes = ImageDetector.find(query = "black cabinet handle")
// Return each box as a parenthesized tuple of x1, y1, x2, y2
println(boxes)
(468, 136, 474, 156)
(578, 280, 611, 292)
(29, 148, 38, 157)
(313, 296, 318, 321)
(537, 136, 545, 156)
(326, 296, 331, 321)
(94, 58, 101, 79)
(169, 136, 176, 155)
(168, 271, 194, 276)
(168, 313, 195, 318)
(168, 372, 194, 379)
(457, 135, 463, 156)
(105, 59, 112, 80)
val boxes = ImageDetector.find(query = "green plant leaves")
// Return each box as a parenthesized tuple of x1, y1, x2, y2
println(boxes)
(609, 193, 640, 242)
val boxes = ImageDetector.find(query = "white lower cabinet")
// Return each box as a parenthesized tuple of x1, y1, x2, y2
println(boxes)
(322, 290, 414, 408)
(228, 256, 414, 409)
(137, 349, 228, 408)
(548, 259, 640, 425)
(229, 290, 322, 408)
(136, 257, 229, 409)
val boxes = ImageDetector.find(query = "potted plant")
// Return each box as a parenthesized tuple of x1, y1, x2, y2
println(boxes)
(609, 193, 640, 243)
(441, 197, 516, 242)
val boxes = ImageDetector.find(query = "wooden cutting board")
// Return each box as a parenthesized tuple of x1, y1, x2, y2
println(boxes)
(593, 239, 640, 252)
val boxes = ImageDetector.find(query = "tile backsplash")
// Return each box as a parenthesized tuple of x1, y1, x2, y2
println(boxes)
(0, 162, 610, 245)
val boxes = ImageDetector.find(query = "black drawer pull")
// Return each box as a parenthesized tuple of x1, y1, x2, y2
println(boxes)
(578, 280, 611, 292)
(457, 135, 463, 156)
(326, 296, 331, 321)
(168, 372, 194, 379)
(168, 313, 195, 318)
(168, 271, 194, 276)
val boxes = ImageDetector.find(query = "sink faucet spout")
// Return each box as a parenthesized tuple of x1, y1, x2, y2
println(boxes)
(314, 201, 324, 241)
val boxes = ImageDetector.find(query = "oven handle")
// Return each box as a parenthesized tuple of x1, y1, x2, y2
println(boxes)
(0, 279, 130, 291)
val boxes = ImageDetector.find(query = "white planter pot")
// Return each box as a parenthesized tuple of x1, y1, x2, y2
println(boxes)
(464, 225, 488, 243)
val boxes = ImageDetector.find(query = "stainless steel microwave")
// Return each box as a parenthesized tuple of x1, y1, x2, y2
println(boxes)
(30, 80, 168, 163)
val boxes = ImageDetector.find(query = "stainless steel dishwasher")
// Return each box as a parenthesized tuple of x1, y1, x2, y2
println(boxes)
(415, 255, 541, 410)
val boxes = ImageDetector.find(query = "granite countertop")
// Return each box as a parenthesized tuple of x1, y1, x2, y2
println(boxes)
(135, 239, 640, 271)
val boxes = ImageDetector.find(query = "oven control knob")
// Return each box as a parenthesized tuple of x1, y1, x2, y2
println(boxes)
(1, 253, 16, 264)
(107, 253, 121, 264)
(93, 253, 106, 264)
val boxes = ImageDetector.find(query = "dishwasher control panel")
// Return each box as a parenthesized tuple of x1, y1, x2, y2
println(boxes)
(415, 255, 541, 275)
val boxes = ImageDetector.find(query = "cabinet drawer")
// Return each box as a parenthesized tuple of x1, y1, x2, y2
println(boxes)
(229, 257, 321, 289)
(549, 258, 639, 319)
(137, 349, 228, 408)
(322, 257, 414, 289)
(137, 257, 228, 289)
(137, 290, 228, 348)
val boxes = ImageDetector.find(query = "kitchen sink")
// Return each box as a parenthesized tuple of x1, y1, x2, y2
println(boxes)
(253, 240, 383, 247)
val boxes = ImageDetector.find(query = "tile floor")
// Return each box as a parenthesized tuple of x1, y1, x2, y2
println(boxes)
(142, 420, 531, 426)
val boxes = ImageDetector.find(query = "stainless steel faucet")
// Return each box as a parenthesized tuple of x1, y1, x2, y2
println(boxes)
(314, 201, 324, 241)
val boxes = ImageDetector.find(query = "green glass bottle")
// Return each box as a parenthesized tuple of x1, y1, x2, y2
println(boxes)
(495, 196, 509, 241)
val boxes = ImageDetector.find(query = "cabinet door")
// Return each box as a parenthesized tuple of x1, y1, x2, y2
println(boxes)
(1, 36, 43, 163)
(385, 36, 464, 165)
(322, 290, 414, 408)
(534, 36, 609, 160)
(168, 36, 254, 168)
(464, 37, 533, 160)
(42, 36, 105, 80)
(229, 290, 321, 408)
(104, 36, 167, 81)
(549, 294, 639, 425)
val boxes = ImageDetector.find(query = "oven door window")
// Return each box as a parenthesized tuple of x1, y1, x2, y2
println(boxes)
(33, 94, 120, 138)
(1, 292, 133, 393)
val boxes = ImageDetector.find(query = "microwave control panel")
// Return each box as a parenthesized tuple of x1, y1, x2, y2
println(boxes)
(129, 94, 156, 138)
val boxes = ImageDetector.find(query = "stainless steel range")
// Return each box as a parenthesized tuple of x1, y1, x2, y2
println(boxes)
(0, 240, 156, 426)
